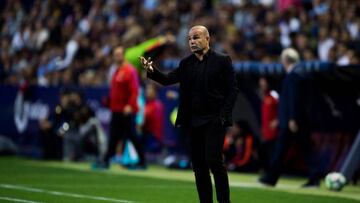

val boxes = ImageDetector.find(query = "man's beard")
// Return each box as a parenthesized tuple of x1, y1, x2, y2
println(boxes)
(191, 46, 204, 54)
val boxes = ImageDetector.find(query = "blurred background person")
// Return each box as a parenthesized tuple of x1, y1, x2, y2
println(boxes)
(259, 48, 321, 187)
(224, 120, 258, 172)
(258, 77, 279, 171)
(39, 88, 87, 161)
(143, 82, 165, 156)
(78, 105, 107, 163)
(94, 46, 145, 169)
(39, 88, 70, 160)
(62, 89, 85, 161)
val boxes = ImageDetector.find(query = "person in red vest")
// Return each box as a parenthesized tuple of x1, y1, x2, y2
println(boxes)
(143, 82, 165, 153)
(95, 46, 145, 169)
(258, 77, 279, 170)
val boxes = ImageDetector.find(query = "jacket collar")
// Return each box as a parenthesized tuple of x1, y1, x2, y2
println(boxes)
(193, 48, 212, 61)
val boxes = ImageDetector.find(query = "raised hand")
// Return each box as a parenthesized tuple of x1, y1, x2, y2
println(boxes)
(139, 56, 154, 73)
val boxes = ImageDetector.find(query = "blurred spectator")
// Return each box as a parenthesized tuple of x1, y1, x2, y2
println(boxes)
(39, 87, 87, 161)
(318, 27, 335, 61)
(278, 0, 302, 14)
(39, 89, 69, 160)
(224, 120, 258, 172)
(259, 48, 321, 187)
(62, 89, 85, 161)
(78, 105, 107, 163)
(258, 77, 279, 171)
(0, 0, 359, 86)
(143, 82, 165, 153)
(94, 46, 146, 169)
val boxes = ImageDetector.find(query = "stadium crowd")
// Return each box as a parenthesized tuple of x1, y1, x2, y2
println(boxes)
(0, 0, 360, 86)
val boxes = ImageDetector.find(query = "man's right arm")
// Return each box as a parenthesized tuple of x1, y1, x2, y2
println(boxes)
(147, 66, 180, 86)
(139, 56, 181, 86)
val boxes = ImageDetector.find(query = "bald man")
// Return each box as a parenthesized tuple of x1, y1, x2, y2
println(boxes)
(140, 26, 238, 203)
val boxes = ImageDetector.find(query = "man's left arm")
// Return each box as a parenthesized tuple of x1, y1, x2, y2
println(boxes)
(220, 56, 238, 127)
(288, 73, 302, 132)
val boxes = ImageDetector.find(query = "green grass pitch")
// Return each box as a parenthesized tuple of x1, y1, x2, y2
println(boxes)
(0, 156, 359, 203)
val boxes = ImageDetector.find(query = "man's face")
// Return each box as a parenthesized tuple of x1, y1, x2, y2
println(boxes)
(145, 84, 156, 100)
(113, 47, 124, 65)
(280, 55, 292, 73)
(188, 28, 209, 54)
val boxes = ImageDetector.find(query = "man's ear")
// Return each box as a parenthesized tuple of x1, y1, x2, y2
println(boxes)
(206, 35, 210, 43)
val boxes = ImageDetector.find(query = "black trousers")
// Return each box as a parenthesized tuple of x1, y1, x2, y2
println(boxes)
(104, 112, 145, 166)
(258, 139, 277, 171)
(188, 119, 230, 203)
(261, 127, 319, 185)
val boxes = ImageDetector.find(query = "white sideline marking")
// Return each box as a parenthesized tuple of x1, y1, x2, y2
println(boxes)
(0, 184, 137, 203)
(0, 196, 43, 203)
(230, 181, 298, 189)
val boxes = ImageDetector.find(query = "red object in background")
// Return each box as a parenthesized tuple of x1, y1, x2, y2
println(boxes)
(109, 63, 139, 113)
(278, 0, 302, 13)
(19, 81, 29, 93)
(144, 99, 164, 142)
(261, 91, 279, 141)
(232, 135, 254, 167)
(102, 96, 109, 107)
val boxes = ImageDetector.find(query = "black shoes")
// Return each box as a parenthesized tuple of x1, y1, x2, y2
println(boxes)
(259, 175, 320, 188)
(258, 176, 276, 187)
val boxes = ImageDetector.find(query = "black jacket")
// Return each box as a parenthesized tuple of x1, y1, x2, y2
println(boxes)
(278, 66, 309, 129)
(148, 49, 238, 128)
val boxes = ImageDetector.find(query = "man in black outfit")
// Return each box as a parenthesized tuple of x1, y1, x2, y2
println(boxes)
(140, 25, 238, 203)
